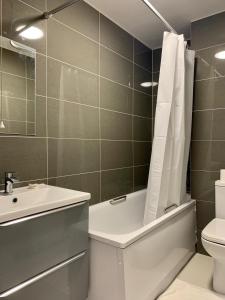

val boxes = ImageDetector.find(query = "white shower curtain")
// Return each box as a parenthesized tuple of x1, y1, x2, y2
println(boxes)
(143, 32, 195, 224)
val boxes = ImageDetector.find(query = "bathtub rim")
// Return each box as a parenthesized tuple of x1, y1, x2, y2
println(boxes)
(89, 194, 196, 249)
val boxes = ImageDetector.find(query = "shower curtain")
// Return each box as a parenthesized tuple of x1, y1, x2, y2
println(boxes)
(143, 32, 195, 224)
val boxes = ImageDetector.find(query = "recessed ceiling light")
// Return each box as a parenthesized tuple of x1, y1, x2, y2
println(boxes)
(215, 51, 225, 60)
(19, 26, 43, 40)
(140, 82, 158, 88)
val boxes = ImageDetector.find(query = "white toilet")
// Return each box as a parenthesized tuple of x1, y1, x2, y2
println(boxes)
(202, 174, 225, 294)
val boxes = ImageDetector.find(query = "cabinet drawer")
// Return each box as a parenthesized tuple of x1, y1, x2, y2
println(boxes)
(0, 201, 88, 292)
(0, 251, 88, 300)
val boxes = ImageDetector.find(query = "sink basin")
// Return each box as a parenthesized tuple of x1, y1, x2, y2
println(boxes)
(0, 184, 90, 223)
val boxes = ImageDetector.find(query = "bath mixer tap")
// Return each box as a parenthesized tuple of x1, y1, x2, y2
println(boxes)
(4, 172, 19, 194)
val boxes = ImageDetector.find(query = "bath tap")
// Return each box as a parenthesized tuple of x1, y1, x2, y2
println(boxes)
(4, 172, 19, 194)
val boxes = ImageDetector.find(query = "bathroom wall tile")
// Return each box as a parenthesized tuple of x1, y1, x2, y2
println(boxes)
(48, 172, 100, 205)
(1, 49, 26, 77)
(191, 171, 219, 202)
(27, 122, 35, 135)
(100, 14, 133, 59)
(133, 116, 152, 141)
(133, 91, 152, 118)
(194, 77, 225, 110)
(134, 165, 149, 191)
(101, 168, 133, 201)
(191, 12, 225, 50)
(211, 109, 225, 140)
(153, 95, 157, 117)
(134, 39, 152, 71)
(47, 19, 99, 73)
(100, 46, 133, 87)
(100, 110, 132, 140)
(27, 79, 35, 100)
(191, 141, 225, 171)
(47, 58, 99, 106)
(2, 73, 26, 99)
(152, 72, 159, 95)
(22, 0, 46, 11)
(153, 48, 162, 72)
(47, 0, 99, 41)
(196, 200, 215, 230)
(196, 230, 208, 255)
(2, 0, 47, 55)
(2, 98, 26, 121)
(48, 139, 100, 177)
(101, 141, 132, 170)
(134, 142, 151, 166)
(36, 54, 47, 97)
(134, 65, 152, 95)
(27, 100, 35, 122)
(36, 96, 46, 137)
(100, 78, 132, 114)
(47, 98, 99, 138)
(195, 45, 225, 80)
(0, 121, 27, 135)
(192, 111, 213, 140)
(0, 137, 47, 182)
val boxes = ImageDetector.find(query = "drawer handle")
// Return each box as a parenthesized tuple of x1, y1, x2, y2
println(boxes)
(0, 251, 86, 298)
(0, 201, 87, 227)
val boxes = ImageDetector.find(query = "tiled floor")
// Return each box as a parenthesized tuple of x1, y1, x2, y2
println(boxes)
(158, 254, 225, 299)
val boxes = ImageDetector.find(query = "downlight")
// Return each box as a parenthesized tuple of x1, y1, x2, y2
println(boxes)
(140, 82, 158, 88)
(18, 26, 43, 40)
(215, 51, 225, 60)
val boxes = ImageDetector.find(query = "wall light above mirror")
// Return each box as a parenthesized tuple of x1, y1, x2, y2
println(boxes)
(0, 36, 36, 136)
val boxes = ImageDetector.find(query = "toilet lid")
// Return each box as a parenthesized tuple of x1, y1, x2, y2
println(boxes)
(202, 218, 225, 245)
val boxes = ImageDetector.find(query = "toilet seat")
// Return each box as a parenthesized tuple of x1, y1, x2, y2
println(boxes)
(202, 218, 225, 245)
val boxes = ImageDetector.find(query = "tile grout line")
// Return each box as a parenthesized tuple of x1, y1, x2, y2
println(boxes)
(45, 4, 49, 184)
(98, 12, 102, 203)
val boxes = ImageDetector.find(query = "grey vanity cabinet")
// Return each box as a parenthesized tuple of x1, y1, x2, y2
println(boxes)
(0, 200, 89, 300)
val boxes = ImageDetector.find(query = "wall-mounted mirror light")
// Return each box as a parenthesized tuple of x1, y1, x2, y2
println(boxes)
(215, 51, 225, 59)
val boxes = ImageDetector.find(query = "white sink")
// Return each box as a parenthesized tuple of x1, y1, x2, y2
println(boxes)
(0, 184, 90, 223)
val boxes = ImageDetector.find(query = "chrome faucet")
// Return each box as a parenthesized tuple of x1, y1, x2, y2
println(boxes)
(4, 172, 18, 194)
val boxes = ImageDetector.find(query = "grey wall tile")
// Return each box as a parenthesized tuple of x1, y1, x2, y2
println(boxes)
(152, 72, 159, 95)
(134, 65, 152, 95)
(0, 137, 47, 182)
(0, 121, 27, 135)
(47, 0, 99, 41)
(191, 12, 225, 50)
(47, 58, 99, 106)
(22, 0, 46, 10)
(101, 141, 132, 170)
(48, 172, 100, 205)
(196, 200, 215, 230)
(134, 165, 149, 191)
(48, 139, 100, 177)
(1, 49, 26, 77)
(191, 141, 225, 171)
(2, 73, 26, 99)
(153, 48, 162, 72)
(101, 168, 133, 201)
(133, 116, 152, 141)
(133, 91, 152, 118)
(47, 98, 99, 139)
(100, 110, 132, 140)
(2, 0, 47, 55)
(134, 39, 152, 71)
(27, 100, 35, 122)
(100, 46, 133, 87)
(192, 110, 213, 140)
(47, 19, 99, 73)
(191, 171, 219, 202)
(36, 96, 46, 137)
(134, 142, 151, 166)
(100, 78, 132, 114)
(36, 54, 47, 97)
(195, 45, 225, 80)
(100, 14, 133, 59)
(194, 77, 225, 110)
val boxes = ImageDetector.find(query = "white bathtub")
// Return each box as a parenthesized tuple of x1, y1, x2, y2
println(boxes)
(88, 189, 196, 300)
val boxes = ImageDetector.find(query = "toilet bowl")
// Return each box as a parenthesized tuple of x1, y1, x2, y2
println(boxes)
(201, 218, 225, 294)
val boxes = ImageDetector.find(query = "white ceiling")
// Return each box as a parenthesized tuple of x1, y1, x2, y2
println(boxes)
(84, 0, 225, 49)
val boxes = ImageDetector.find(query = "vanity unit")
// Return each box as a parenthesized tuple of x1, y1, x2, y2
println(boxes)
(0, 184, 90, 300)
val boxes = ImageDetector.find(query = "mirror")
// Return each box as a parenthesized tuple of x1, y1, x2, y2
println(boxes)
(0, 36, 36, 135)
